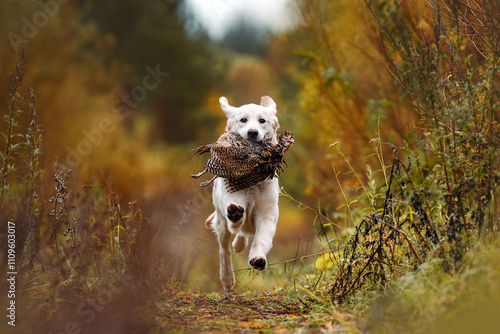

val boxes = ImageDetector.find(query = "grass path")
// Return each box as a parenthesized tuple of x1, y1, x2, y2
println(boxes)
(148, 291, 320, 333)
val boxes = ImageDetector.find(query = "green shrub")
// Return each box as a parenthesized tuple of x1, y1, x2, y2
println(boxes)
(329, 0, 500, 305)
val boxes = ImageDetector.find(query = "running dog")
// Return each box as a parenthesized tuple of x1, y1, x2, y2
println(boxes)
(205, 96, 281, 293)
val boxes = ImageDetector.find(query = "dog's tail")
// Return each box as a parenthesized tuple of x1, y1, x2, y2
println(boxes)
(205, 211, 216, 229)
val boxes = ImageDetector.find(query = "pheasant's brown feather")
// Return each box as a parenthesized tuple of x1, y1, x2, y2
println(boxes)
(190, 130, 293, 192)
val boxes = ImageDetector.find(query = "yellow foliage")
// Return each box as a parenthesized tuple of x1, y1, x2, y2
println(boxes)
(292, 0, 419, 205)
(314, 253, 334, 270)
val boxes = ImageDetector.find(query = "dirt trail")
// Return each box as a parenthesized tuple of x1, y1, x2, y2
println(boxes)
(151, 291, 309, 333)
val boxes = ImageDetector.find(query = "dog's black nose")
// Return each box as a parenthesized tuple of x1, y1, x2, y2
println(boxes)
(247, 129, 259, 140)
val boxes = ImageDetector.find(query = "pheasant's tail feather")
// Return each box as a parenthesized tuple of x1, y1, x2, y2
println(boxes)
(189, 144, 212, 159)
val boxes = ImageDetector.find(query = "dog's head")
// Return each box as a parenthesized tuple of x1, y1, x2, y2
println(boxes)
(219, 96, 280, 144)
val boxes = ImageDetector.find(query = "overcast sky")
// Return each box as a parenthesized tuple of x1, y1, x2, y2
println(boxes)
(184, 0, 295, 40)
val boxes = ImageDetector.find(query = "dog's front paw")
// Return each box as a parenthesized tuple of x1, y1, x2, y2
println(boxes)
(249, 257, 267, 271)
(227, 204, 244, 222)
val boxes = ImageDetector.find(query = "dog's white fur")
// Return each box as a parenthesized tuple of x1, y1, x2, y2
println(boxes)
(205, 96, 280, 293)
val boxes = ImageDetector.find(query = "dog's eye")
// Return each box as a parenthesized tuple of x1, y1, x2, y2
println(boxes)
(259, 118, 266, 124)
(240, 118, 247, 123)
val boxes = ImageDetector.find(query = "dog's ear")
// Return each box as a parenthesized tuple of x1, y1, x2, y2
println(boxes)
(272, 117, 280, 132)
(219, 96, 235, 118)
(260, 96, 277, 114)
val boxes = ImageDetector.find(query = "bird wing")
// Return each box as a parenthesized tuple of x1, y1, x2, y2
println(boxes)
(190, 130, 293, 192)
(225, 173, 273, 193)
(205, 140, 260, 179)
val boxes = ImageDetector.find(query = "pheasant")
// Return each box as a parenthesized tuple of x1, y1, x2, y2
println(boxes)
(190, 130, 294, 193)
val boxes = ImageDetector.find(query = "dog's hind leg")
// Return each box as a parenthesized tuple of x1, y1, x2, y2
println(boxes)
(215, 215, 235, 293)
(204, 211, 216, 229)
(232, 233, 248, 253)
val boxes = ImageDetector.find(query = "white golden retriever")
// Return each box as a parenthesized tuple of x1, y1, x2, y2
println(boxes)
(204, 95, 281, 293)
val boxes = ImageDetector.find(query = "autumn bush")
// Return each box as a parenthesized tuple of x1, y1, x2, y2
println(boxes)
(291, 0, 417, 206)
(0, 51, 205, 333)
(288, 0, 499, 329)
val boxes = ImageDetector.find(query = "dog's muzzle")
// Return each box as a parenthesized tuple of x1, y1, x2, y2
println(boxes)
(246, 129, 259, 142)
